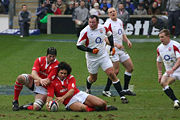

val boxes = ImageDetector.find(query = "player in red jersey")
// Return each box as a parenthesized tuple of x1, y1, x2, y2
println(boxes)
(12, 47, 59, 111)
(46, 62, 117, 112)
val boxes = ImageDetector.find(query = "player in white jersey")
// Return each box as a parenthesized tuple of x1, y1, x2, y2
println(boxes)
(76, 15, 128, 104)
(157, 29, 180, 109)
(102, 7, 135, 97)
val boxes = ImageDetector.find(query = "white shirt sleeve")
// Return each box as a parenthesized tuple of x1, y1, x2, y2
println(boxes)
(76, 29, 87, 46)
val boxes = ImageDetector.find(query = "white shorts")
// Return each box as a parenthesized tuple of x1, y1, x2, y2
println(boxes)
(33, 85, 47, 95)
(164, 70, 180, 80)
(87, 55, 113, 74)
(111, 49, 130, 63)
(21, 74, 47, 95)
(65, 91, 89, 109)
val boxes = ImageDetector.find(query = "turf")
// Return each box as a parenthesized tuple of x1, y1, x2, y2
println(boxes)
(0, 34, 180, 120)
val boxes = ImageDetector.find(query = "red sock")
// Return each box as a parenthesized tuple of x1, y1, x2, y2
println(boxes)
(14, 81, 23, 101)
(27, 105, 33, 110)
(86, 106, 96, 112)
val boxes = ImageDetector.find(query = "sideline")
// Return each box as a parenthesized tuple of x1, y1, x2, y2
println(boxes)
(24, 38, 180, 43)
(1, 85, 179, 95)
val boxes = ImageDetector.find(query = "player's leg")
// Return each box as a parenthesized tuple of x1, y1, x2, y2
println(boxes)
(160, 75, 179, 108)
(85, 94, 118, 111)
(85, 94, 106, 108)
(101, 57, 128, 103)
(167, 12, 173, 35)
(173, 11, 180, 38)
(19, 94, 47, 111)
(103, 61, 119, 97)
(86, 74, 97, 94)
(19, 85, 47, 111)
(121, 58, 136, 96)
(69, 102, 89, 111)
(69, 95, 107, 112)
(12, 74, 34, 111)
(33, 94, 47, 110)
(85, 59, 99, 94)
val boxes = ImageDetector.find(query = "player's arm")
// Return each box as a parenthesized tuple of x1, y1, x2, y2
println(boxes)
(46, 84, 55, 111)
(76, 31, 99, 54)
(56, 76, 76, 104)
(156, 48, 163, 83)
(56, 89, 74, 104)
(123, 34, 132, 48)
(77, 45, 94, 53)
(31, 70, 50, 86)
(105, 27, 115, 55)
(46, 96, 53, 111)
(157, 61, 163, 83)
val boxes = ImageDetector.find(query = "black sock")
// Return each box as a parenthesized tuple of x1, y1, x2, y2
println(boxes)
(104, 78, 112, 91)
(86, 78, 92, 89)
(113, 80, 123, 97)
(124, 74, 131, 90)
(164, 86, 177, 101)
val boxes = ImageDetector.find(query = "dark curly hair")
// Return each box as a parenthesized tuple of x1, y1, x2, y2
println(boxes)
(58, 62, 72, 75)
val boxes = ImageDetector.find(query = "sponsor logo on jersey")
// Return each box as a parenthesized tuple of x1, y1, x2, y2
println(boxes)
(164, 55, 171, 61)
(95, 37, 102, 43)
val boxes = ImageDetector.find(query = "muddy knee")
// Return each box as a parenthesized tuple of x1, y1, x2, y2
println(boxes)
(16, 74, 26, 84)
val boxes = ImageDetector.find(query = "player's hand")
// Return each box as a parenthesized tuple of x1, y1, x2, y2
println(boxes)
(110, 47, 115, 56)
(46, 102, 50, 111)
(127, 41, 132, 48)
(166, 69, 174, 76)
(40, 78, 50, 86)
(92, 48, 99, 54)
(56, 97, 65, 104)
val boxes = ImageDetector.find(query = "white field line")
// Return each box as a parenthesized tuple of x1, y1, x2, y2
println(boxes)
(22, 39, 180, 43)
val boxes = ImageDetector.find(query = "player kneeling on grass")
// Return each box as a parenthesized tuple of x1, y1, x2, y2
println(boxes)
(12, 47, 59, 111)
(157, 29, 180, 109)
(46, 62, 117, 112)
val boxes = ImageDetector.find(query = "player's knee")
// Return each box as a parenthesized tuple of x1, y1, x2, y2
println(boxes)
(16, 75, 26, 84)
(160, 81, 167, 87)
(126, 67, 133, 73)
(108, 72, 116, 79)
(129, 68, 134, 73)
(99, 101, 107, 107)
(114, 69, 119, 75)
(33, 99, 44, 111)
(89, 76, 97, 83)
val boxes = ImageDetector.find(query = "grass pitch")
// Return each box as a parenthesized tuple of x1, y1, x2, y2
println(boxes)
(0, 34, 180, 120)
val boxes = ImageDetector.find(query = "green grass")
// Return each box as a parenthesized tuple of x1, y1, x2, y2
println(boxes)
(0, 34, 180, 120)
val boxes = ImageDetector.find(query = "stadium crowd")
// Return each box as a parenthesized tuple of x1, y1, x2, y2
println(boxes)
(0, 0, 179, 38)
(35, 0, 179, 38)
(37, 0, 168, 16)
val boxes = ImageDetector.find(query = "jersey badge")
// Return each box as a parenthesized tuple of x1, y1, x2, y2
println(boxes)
(168, 47, 171, 51)
(100, 29, 103, 33)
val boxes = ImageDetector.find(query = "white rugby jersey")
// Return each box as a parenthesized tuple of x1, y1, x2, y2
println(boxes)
(104, 18, 125, 46)
(77, 24, 112, 61)
(157, 40, 180, 71)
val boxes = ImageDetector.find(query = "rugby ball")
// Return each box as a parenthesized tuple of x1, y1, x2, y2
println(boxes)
(49, 100, 59, 112)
